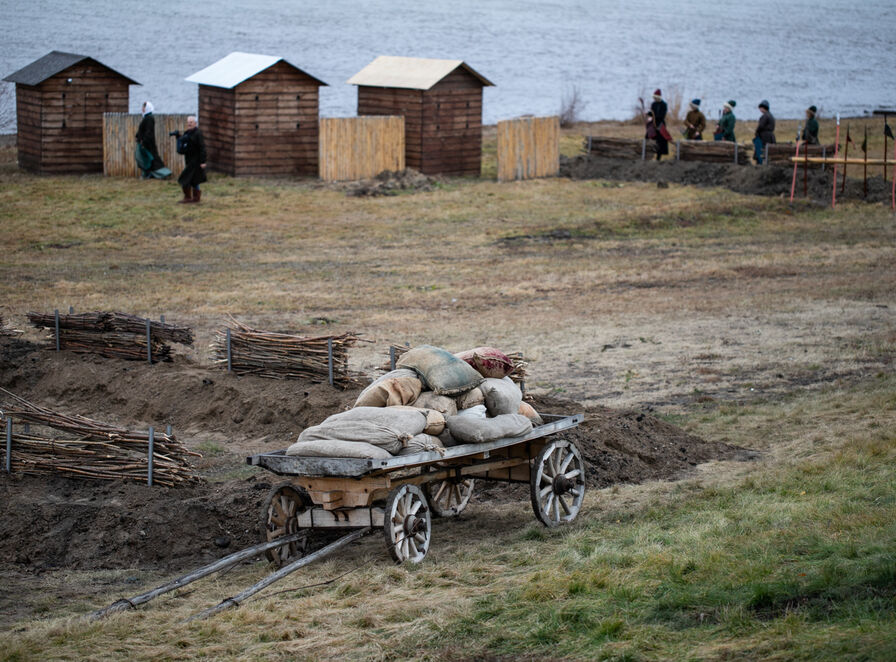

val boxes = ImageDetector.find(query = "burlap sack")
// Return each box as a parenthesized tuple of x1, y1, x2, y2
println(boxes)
(455, 386, 484, 410)
(286, 439, 392, 459)
(519, 402, 544, 426)
(398, 433, 446, 456)
(480, 377, 523, 417)
(455, 404, 487, 419)
(455, 346, 515, 378)
(446, 413, 533, 444)
(397, 345, 483, 395)
(412, 391, 458, 417)
(298, 406, 428, 455)
(354, 369, 423, 408)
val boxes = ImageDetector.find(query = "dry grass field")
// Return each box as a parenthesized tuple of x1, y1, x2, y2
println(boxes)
(0, 123, 894, 660)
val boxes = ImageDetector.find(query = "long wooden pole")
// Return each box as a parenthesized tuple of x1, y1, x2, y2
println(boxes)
(832, 114, 841, 208)
(840, 124, 850, 195)
(891, 136, 896, 211)
(90, 531, 310, 619)
(885, 114, 889, 184)
(863, 125, 868, 198)
(789, 139, 801, 203)
(190, 527, 371, 621)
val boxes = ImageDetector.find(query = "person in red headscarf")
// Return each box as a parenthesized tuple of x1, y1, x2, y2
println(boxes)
(650, 89, 670, 160)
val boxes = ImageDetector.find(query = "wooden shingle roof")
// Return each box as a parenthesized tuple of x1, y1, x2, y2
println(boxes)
(3, 50, 139, 86)
(185, 51, 327, 89)
(347, 56, 494, 90)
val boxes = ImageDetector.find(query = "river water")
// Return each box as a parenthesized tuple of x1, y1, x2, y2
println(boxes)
(1, 0, 894, 131)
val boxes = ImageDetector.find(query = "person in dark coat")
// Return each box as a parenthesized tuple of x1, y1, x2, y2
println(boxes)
(753, 99, 776, 164)
(135, 101, 165, 178)
(799, 105, 820, 144)
(650, 89, 669, 160)
(174, 115, 207, 204)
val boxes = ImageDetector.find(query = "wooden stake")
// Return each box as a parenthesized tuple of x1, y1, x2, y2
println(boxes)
(790, 140, 801, 203)
(832, 115, 841, 208)
(840, 123, 850, 195)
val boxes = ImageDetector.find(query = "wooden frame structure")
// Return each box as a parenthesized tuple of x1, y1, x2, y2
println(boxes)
(3, 51, 137, 174)
(349, 56, 494, 176)
(186, 52, 327, 177)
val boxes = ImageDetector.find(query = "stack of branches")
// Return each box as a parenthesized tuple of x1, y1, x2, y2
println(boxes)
(583, 136, 645, 159)
(0, 313, 22, 337)
(677, 140, 749, 165)
(26, 310, 193, 362)
(0, 388, 201, 487)
(210, 318, 367, 388)
(380, 344, 530, 384)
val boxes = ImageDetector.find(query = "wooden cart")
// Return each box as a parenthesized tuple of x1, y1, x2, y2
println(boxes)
(247, 413, 585, 565)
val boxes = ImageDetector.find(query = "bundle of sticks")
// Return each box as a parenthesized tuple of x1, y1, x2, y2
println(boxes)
(677, 140, 748, 164)
(381, 344, 530, 384)
(210, 318, 366, 387)
(0, 388, 201, 487)
(0, 314, 22, 337)
(583, 136, 645, 159)
(26, 310, 193, 361)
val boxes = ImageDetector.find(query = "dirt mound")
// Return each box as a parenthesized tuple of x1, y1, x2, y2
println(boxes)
(560, 154, 894, 204)
(343, 168, 438, 197)
(0, 339, 748, 571)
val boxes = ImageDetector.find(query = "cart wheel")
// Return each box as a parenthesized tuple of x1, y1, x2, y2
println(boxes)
(424, 476, 475, 518)
(530, 439, 586, 527)
(384, 484, 431, 564)
(261, 482, 312, 568)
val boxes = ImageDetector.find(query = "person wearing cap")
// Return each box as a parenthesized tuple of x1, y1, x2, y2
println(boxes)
(753, 99, 776, 164)
(799, 105, 819, 145)
(714, 100, 737, 142)
(684, 98, 706, 140)
(650, 89, 670, 160)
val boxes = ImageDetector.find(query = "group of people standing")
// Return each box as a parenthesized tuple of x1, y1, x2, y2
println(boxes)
(645, 89, 821, 165)
(135, 101, 207, 203)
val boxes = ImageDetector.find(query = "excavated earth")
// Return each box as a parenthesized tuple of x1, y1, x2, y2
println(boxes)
(0, 338, 748, 578)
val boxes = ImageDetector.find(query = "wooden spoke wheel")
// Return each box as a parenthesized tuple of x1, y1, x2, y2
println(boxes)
(530, 439, 586, 527)
(261, 482, 312, 568)
(384, 484, 431, 564)
(424, 476, 475, 518)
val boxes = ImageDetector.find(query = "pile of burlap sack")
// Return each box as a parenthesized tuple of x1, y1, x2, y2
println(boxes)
(286, 345, 543, 459)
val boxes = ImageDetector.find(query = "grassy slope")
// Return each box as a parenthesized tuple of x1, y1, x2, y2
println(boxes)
(1, 130, 895, 661)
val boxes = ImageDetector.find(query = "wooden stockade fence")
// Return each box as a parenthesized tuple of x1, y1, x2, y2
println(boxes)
(211, 318, 368, 387)
(0, 388, 201, 486)
(319, 116, 405, 182)
(497, 116, 560, 182)
(27, 310, 194, 362)
(103, 112, 190, 177)
(676, 140, 749, 164)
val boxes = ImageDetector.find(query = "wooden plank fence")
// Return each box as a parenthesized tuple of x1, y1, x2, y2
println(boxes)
(319, 116, 404, 182)
(103, 113, 190, 177)
(497, 116, 560, 181)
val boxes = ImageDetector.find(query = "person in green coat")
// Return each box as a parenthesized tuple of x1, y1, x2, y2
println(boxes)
(714, 100, 736, 142)
(799, 105, 819, 144)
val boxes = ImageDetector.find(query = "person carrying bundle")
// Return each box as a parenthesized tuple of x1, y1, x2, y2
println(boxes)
(684, 98, 707, 140)
(714, 100, 737, 142)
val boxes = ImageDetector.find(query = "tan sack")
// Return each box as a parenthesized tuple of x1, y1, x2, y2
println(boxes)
(398, 433, 445, 456)
(286, 439, 392, 459)
(397, 345, 483, 395)
(412, 391, 458, 417)
(455, 346, 515, 378)
(455, 386, 484, 410)
(518, 402, 544, 426)
(298, 406, 428, 455)
(480, 377, 523, 417)
(354, 369, 423, 408)
(423, 409, 446, 436)
(446, 413, 533, 444)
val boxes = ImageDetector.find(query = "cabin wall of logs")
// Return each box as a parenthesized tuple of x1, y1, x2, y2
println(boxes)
(103, 113, 190, 177)
(198, 62, 322, 176)
(13, 61, 131, 174)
